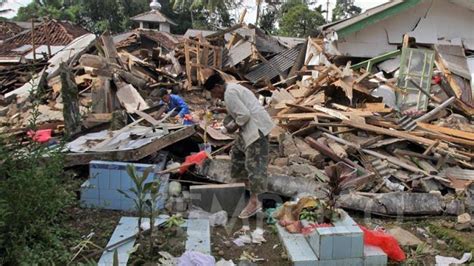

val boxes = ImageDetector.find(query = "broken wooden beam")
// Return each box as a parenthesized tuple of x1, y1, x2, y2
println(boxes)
(343, 120, 437, 148)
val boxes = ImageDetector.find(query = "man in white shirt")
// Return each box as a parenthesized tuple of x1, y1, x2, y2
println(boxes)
(204, 74, 274, 219)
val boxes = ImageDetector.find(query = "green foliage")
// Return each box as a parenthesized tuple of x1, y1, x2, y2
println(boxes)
(144, 179, 160, 256)
(157, 0, 192, 35)
(118, 165, 153, 240)
(15, 0, 80, 21)
(14, 0, 190, 34)
(165, 214, 185, 229)
(0, 85, 74, 264)
(170, 0, 236, 30)
(171, 0, 237, 12)
(259, 8, 278, 34)
(298, 199, 338, 224)
(332, 0, 362, 22)
(278, 1, 325, 37)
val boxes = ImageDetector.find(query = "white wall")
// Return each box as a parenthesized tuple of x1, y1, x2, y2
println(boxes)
(160, 23, 170, 33)
(335, 0, 474, 57)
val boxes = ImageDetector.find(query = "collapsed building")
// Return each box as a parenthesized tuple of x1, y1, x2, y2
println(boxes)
(0, 0, 473, 264)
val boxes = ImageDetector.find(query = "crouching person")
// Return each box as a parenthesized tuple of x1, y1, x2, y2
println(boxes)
(204, 74, 274, 219)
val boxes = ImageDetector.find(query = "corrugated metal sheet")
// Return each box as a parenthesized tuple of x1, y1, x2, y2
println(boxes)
(244, 44, 302, 83)
(224, 41, 252, 67)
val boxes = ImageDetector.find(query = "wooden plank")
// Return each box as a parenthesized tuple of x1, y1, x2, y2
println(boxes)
(355, 71, 371, 84)
(116, 83, 149, 113)
(276, 224, 318, 266)
(134, 110, 160, 126)
(358, 103, 392, 113)
(101, 31, 122, 67)
(91, 76, 111, 113)
(313, 105, 349, 120)
(275, 112, 322, 121)
(184, 40, 192, 86)
(185, 219, 211, 255)
(411, 130, 474, 147)
(198, 121, 233, 141)
(65, 126, 196, 166)
(322, 133, 428, 175)
(417, 122, 474, 141)
(327, 140, 348, 159)
(343, 120, 437, 147)
(305, 136, 358, 168)
(289, 86, 309, 98)
(435, 58, 462, 98)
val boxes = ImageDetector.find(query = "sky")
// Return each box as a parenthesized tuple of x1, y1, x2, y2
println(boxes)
(3, 0, 388, 21)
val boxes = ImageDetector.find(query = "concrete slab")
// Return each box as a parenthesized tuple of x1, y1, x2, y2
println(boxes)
(276, 224, 318, 266)
(364, 245, 387, 266)
(185, 219, 211, 254)
(98, 217, 166, 265)
(387, 226, 422, 247)
(190, 183, 246, 217)
(99, 217, 210, 265)
(306, 211, 364, 261)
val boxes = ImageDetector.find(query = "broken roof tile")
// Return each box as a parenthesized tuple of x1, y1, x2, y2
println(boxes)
(0, 21, 23, 41)
(0, 20, 88, 58)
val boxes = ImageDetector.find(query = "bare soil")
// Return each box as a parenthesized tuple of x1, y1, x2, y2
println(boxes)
(129, 226, 187, 265)
(210, 217, 291, 265)
(64, 206, 473, 265)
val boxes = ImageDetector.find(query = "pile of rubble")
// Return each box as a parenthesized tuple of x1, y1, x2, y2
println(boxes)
(0, 20, 473, 222)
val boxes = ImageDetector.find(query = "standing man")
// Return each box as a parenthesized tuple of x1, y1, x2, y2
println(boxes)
(204, 74, 274, 219)
(159, 89, 190, 119)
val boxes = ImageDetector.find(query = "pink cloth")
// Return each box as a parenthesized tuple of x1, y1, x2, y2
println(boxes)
(27, 129, 52, 143)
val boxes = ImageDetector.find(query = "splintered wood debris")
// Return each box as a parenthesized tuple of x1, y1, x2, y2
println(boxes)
(0, 21, 473, 217)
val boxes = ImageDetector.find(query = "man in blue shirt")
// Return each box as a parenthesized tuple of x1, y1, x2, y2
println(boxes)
(159, 89, 190, 119)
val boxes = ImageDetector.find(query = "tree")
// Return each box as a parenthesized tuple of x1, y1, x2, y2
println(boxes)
(157, 0, 192, 34)
(171, 0, 236, 12)
(278, 1, 325, 37)
(170, 0, 237, 30)
(14, 0, 191, 34)
(259, 7, 278, 34)
(332, 0, 361, 21)
(15, 0, 80, 21)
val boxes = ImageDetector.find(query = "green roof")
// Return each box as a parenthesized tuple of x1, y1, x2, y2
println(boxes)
(323, 0, 422, 38)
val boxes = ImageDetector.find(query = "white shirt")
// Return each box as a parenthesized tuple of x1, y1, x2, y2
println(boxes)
(224, 83, 274, 148)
